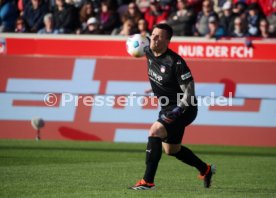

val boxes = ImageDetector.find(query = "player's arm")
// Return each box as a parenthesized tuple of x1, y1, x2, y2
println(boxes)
(176, 59, 195, 112)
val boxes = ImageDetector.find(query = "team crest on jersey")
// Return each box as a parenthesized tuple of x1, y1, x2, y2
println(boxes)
(160, 66, 166, 73)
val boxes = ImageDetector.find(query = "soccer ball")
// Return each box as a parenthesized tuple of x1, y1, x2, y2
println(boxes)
(126, 34, 149, 57)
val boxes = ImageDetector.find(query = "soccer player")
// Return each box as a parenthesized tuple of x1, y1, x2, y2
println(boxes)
(130, 23, 216, 190)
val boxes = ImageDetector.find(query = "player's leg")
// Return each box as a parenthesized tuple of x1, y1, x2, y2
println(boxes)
(143, 121, 167, 182)
(161, 104, 216, 188)
(162, 142, 207, 175)
(160, 105, 207, 174)
(130, 121, 167, 190)
(163, 142, 216, 188)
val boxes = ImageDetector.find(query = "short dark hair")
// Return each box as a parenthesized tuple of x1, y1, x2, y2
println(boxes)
(153, 23, 173, 40)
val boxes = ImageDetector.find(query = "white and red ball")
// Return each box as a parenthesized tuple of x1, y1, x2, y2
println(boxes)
(126, 34, 149, 57)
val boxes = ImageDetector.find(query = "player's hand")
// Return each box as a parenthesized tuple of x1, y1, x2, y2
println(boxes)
(160, 106, 184, 124)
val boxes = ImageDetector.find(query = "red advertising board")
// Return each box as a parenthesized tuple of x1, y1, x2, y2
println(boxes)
(0, 54, 276, 147)
(2, 35, 276, 60)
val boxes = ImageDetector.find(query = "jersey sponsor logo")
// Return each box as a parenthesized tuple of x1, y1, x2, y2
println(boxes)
(181, 72, 192, 80)
(148, 68, 163, 82)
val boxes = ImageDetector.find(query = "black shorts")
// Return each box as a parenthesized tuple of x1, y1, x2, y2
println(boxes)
(157, 105, 198, 144)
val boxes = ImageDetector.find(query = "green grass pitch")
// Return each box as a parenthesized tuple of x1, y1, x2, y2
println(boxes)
(1, 139, 276, 198)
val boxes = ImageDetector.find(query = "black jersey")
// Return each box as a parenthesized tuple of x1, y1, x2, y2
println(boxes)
(145, 46, 193, 107)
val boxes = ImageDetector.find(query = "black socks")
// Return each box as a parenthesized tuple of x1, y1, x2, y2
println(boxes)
(143, 136, 162, 183)
(142, 139, 207, 183)
(173, 146, 207, 175)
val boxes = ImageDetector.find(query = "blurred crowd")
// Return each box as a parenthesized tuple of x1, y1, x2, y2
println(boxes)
(0, 0, 276, 38)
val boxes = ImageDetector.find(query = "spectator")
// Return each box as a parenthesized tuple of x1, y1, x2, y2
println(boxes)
(23, 0, 48, 32)
(205, 15, 225, 39)
(219, 1, 235, 36)
(244, 0, 276, 16)
(233, 1, 246, 12)
(246, 3, 262, 37)
(233, 1, 247, 19)
(136, 0, 150, 14)
(0, 0, 18, 32)
(194, 0, 218, 36)
(65, 0, 82, 8)
(17, 0, 23, 16)
(116, 1, 128, 19)
(144, 0, 169, 32)
(258, 18, 273, 38)
(213, 0, 227, 15)
(159, 0, 174, 14)
(52, 0, 79, 33)
(122, 2, 143, 27)
(78, 1, 96, 33)
(18, 0, 43, 15)
(186, 0, 202, 14)
(166, 0, 196, 36)
(14, 16, 27, 32)
(37, 13, 60, 34)
(112, 18, 136, 36)
(90, 0, 101, 13)
(267, 10, 276, 37)
(98, 0, 121, 34)
(230, 16, 247, 37)
(137, 18, 150, 36)
(82, 17, 102, 34)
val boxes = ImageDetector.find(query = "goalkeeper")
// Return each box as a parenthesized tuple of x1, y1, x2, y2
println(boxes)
(130, 23, 216, 190)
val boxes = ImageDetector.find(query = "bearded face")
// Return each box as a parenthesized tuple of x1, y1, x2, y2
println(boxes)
(150, 28, 169, 54)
